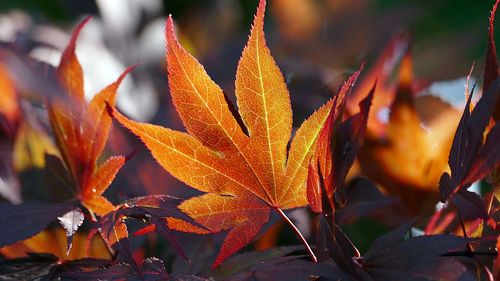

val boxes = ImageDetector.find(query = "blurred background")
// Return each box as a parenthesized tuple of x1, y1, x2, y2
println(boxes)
(0, 0, 495, 113)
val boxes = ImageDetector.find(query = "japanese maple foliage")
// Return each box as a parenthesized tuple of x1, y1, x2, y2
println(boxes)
(111, 0, 333, 267)
(0, 16, 190, 272)
(0, 0, 499, 280)
(47, 16, 132, 217)
(0, 17, 133, 251)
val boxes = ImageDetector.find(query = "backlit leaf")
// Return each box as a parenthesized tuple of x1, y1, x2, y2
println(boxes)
(307, 71, 372, 215)
(359, 49, 460, 215)
(46, 17, 134, 218)
(57, 207, 84, 253)
(439, 79, 500, 219)
(111, 0, 333, 266)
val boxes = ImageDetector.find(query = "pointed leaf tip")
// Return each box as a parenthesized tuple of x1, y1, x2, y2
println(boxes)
(258, 0, 266, 14)
(69, 16, 92, 48)
(61, 15, 92, 61)
(165, 16, 176, 45)
(253, 0, 267, 29)
(57, 16, 93, 103)
(118, 64, 139, 83)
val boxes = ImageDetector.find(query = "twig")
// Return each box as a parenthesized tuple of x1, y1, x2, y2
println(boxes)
(276, 208, 318, 263)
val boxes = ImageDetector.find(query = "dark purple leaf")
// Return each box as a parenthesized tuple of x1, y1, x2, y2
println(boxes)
(44, 153, 76, 201)
(363, 219, 416, 261)
(111, 238, 141, 278)
(141, 257, 169, 280)
(55, 263, 131, 281)
(225, 256, 356, 281)
(440, 77, 500, 219)
(96, 195, 206, 262)
(9, 256, 114, 280)
(151, 216, 188, 260)
(365, 258, 469, 281)
(449, 190, 487, 221)
(213, 246, 304, 279)
(54, 257, 167, 281)
(117, 195, 201, 228)
(0, 253, 59, 281)
(465, 122, 500, 185)
(0, 202, 77, 248)
(0, 50, 67, 101)
(332, 85, 374, 195)
(168, 274, 211, 281)
(315, 216, 373, 280)
(362, 233, 474, 281)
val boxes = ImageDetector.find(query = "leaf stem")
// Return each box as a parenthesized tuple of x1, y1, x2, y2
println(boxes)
(276, 208, 318, 263)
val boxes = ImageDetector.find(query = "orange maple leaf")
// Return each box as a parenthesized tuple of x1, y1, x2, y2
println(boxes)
(47, 17, 132, 222)
(358, 49, 461, 215)
(111, 0, 332, 267)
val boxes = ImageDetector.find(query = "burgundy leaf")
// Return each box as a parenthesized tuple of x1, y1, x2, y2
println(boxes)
(213, 246, 304, 279)
(315, 216, 372, 280)
(225, 255, 356, 281)
(332, 85, 374, 195)
(363, 219, 416, 261)
(449, 190, 487, 221)
(95, 195, 201, 263)
(439, 77, 500, 219)
(362, 226, 473, 281)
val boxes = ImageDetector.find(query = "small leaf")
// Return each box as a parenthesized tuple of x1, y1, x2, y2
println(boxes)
(57, 207, 84, 254)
